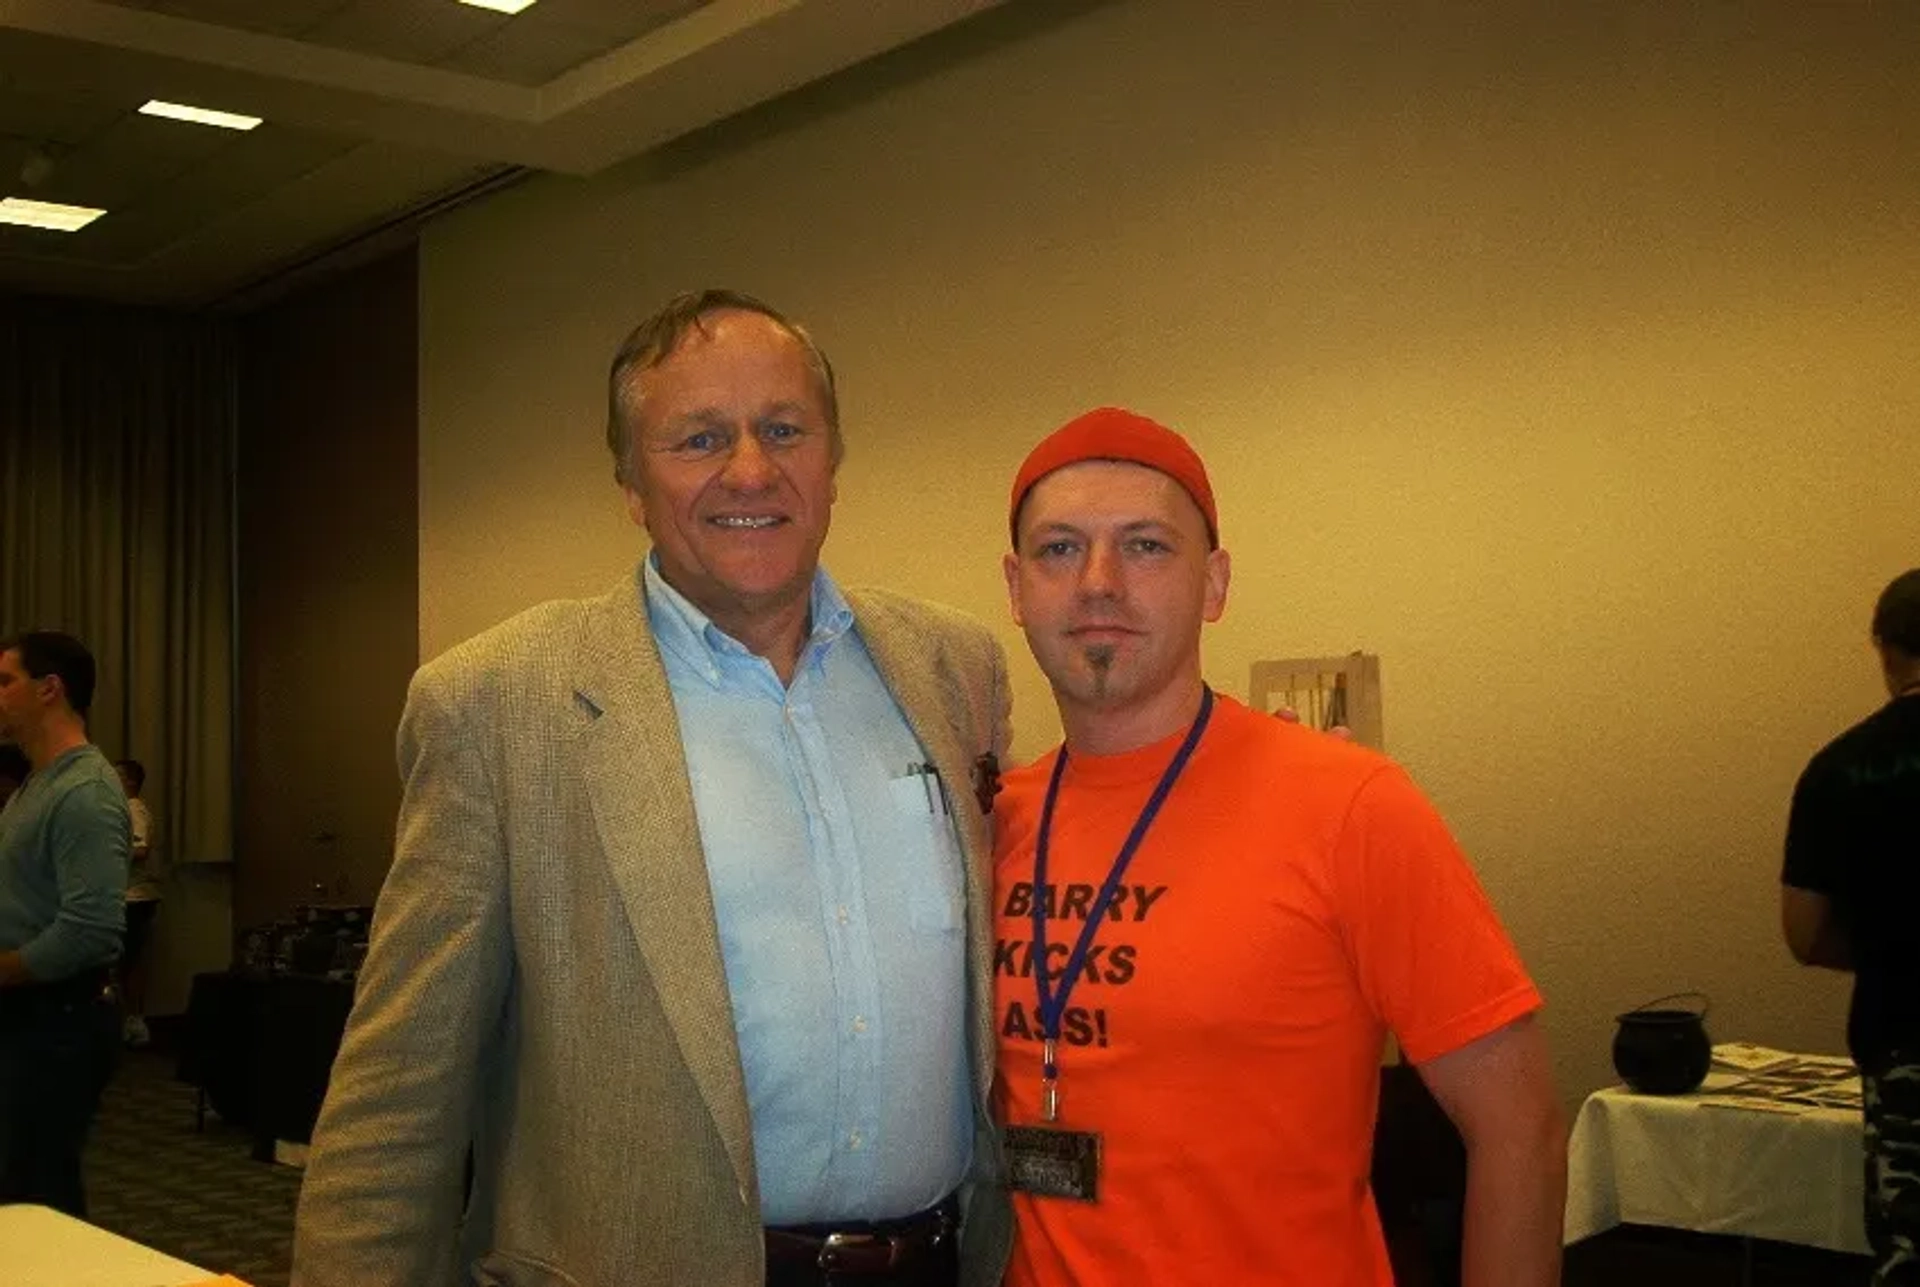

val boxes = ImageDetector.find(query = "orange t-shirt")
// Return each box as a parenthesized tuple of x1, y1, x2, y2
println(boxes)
(992, 694, 1541, 1286)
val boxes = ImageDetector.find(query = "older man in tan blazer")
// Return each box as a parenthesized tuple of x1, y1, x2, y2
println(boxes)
(294, 291, 1012, 1287)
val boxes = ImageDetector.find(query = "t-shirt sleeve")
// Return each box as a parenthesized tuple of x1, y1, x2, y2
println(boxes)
(1331, 765, 1541, 1066)
(18, 778, 130, 981)
(1781, 757, 1844, 894)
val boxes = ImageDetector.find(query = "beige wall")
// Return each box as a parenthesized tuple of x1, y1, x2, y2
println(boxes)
(417, 1, 1919, 1101)
(146, 866, 231, 1017)
(238, 250, 418, 931)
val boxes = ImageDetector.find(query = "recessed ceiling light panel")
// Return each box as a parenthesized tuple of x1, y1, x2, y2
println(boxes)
(139, 100, 264, 131)
(458, 0, 539, 12)
(0, 197, 106, 232)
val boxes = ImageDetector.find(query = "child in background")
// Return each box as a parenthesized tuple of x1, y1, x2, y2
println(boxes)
(115, 759, 160, 1048)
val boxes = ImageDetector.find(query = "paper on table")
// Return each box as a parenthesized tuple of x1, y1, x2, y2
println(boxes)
(1695, 1048, 1863, 1112)
(1712, 1042, 1796, 1072)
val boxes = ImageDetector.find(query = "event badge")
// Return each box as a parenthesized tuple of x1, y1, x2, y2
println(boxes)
(1004, 1124, 1102, 1202)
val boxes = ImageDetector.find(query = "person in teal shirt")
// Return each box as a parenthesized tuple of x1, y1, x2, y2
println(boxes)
(0, 630, 129, 1217)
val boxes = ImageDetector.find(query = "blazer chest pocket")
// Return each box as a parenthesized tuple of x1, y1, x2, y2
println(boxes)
(887, 771, 965, 932)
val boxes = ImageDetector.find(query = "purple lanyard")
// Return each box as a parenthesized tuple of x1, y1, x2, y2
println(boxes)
(1030, 686, 1214, 1119)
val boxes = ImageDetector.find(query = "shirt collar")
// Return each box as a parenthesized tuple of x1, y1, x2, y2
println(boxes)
(642, 553, 855, 688)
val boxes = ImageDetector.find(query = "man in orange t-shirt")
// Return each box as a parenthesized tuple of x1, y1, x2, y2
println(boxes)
(992, 407, 1566, 1286)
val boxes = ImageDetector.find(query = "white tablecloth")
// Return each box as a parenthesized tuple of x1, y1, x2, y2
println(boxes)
(0, 1203, 211, 1287)
(1564, 1074, 1868, 1255)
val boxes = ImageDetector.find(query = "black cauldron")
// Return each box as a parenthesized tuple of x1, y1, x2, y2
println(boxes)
(1612, 993, 1712, 1095)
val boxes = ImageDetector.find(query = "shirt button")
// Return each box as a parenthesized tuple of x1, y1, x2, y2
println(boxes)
(852, 1015, 868, 1034)
(848, 1131, 863, 1150)
(836, 906, 850, 925)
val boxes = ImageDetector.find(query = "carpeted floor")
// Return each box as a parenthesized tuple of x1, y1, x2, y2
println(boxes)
(85, 1046, 299, 1287)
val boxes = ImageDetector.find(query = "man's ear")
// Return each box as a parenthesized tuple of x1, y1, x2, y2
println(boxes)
(1202, 547, 1231, 623)
(1003, 551, 1026, 628)
(620, 481, 647, 531)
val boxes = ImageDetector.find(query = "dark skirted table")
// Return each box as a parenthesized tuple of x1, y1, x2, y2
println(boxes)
(177, 969, 356, 1160)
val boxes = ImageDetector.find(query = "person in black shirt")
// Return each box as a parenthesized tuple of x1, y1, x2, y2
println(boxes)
(1783, 567, 1920, 1286)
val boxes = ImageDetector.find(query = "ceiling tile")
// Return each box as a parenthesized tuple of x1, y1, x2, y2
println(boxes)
(0, 86, 126, 147)
(0, 136, 36, 181)
(149, 128, 360, 217)
(32, 112, 241, 210)
(437, 17, 625, 86)
(64, 209, 175, 266)
(303, 0, 508, 66)
(41, 134, 354, 266)
(525, 0, 704, 43)
(0, 220, 112, 264)
(118, 0, 359, 40)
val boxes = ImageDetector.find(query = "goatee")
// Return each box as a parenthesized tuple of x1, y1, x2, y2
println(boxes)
(1083, 644, 1115, 700)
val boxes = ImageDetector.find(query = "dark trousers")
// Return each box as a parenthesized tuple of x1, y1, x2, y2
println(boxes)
(0, 983, 119, 1217)
(764, 1238, 957, 1287)
(1866, 1058, 1920, 1286)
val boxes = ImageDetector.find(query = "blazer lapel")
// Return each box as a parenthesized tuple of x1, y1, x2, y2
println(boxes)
(573, 576, 756, 1198)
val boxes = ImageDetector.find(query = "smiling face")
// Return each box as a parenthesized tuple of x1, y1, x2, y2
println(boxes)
(618, 308, 838, 642)
(1005, 460, 1229, 743)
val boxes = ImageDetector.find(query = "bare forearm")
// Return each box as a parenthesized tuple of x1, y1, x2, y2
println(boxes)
(1459, 1125, 1567, 1287)
(1782, 887, 1853, 972)
(1804, 922, 1853, 972)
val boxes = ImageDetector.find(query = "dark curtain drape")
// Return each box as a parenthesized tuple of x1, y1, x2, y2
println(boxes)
(0, 291, 235, 866)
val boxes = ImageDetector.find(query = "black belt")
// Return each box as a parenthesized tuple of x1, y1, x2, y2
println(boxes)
(764, 1195, 956, 1276)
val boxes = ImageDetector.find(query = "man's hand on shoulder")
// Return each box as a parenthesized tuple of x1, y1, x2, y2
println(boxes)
(1272, 706, 1354, 740)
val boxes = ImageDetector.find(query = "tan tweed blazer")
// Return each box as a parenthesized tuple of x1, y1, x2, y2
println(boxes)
(292, 570, 1012, 1287)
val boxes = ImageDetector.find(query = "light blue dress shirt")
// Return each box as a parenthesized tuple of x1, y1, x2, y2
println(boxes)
(644, 558, 971, 1224)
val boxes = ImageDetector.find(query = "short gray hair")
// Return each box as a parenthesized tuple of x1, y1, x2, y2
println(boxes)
(605, 288, 841, 485)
